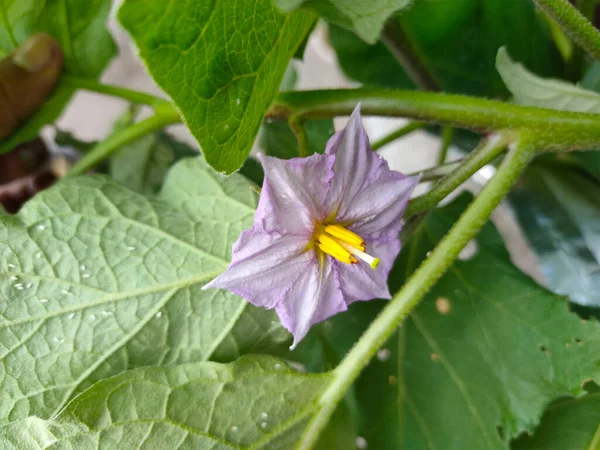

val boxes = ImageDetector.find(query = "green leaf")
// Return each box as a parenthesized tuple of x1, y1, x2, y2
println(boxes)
(0, 0, 116, 152)
(0, 156, 289, 425)
(496, 46, 600, 112)
(276, 0, 410, 44)
(118, 0, 316, 174)
(330, 0, 562, 97)
(0, 355, 332, 449)
(512, 392, 600, 449)
(510, 163, 600, 307)
(291, 194, 600, 449)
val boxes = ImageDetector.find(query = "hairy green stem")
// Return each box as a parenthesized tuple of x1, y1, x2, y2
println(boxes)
(381, 21, 440, 91)
(289, 116, 310, 157)
(566, 0, 598, 80)
(62, 75, 171, 108)
(438, 126, 453, 164)
(535, 0, 600, 61)
(298, 138, 534, 450)
(68, 109, 181, 176)
(407, 134, 508, 217)
(371, 121, 426, 151)
(412, 159, 464, 182)
(270, 88, 600, 151)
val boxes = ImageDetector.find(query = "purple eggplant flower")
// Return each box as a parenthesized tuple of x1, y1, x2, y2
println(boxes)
(203, 107, 420, 348)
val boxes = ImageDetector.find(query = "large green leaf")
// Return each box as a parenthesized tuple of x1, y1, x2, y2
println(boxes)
(0, 355, 331, 449)
(330, 0, 562, 97)
(291, 194, 600, 449)
(496, 47, 600, 306)
(510, 163, 600, 307)
(118, 0, 316, 174)
(0, 0, 116, 152)
(0, 156, 289, 425)
(511, 391, 600, 450)
(276, 0, 410, 44)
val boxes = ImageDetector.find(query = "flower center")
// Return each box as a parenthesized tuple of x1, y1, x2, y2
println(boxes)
(315, 224, 380, 269)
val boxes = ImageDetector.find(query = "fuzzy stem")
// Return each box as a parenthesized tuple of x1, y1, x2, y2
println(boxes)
(381, 21, 440, 91)
(535, 0, 600, 61)
(62, 75, 171, 108)
(438, 126, 454, 164)
(298, 137, 534, 450)
(371, 121, 426, 151)
(67, 109, 181, 176)
(407, 135, 508, 217)
(270, 88, 600, 151)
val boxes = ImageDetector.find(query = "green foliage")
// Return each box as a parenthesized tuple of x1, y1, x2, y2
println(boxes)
(0, 355, 331, 449)
(275, 0, 411, 44)
(0, 0, 116, 152)
(330, 0, 562, 97)
(292, 195, 600, 449)
(0, 156, 289, 425)
(511, 163, 600, 307)
(512, 389, 600, 450)
(118, 0, 316, 174)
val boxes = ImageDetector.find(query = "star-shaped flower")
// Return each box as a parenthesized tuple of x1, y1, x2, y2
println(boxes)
(204, 107, 420, 348)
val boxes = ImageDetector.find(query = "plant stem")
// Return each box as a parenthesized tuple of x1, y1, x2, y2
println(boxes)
(407, 134, 508, 217)
(62, 75, 172, 108)
(67, 109, 181, 176)
(289, 116, 310, 157)
(411, 159, 464, 182)
(270, 88, 600, 151)
(381, 21, 440, 91)
(438, 126, 453, 164)
(566, 0, 598, 80)
(371, 121, 426, 151)
(298, 137, 534, 450)
(535, 0, 600, 61)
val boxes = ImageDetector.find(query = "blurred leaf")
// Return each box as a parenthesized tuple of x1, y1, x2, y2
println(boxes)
(0, 356, 331, 449)
(0, 156, 290, 425)
(118, 0, 316, 174)
(510, 163, 600, 307)
(276, 0, 411, 44)
(238, 157, 265, 186)
(330, 0, 562, 97)
(0, 0, 116, 152)
(291, 194, 600, 449)
(496, 46, 600, 112)
(511, 392, 600, 450)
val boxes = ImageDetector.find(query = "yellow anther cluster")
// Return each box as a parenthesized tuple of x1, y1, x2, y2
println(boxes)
(315, 224, 380, 269)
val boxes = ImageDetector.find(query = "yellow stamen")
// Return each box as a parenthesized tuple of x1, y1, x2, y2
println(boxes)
(318, 234, 357, 264)
(324, 224, 365, 251)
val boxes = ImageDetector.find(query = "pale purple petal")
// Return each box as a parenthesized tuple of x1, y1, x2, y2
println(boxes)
(337, 238, 401, 303)
(255, 152, 335, 234)
(324, 105, 388, 218)
(344, 171, 420, 240)
(203, 230, 313, 309)
(276, 255, 344, 349)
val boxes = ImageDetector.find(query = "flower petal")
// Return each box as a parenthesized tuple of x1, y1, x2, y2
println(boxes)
(255, 152, 335, 234)
(324, 105, 387, 217)
(203, 229, 313, 309)
(276, 255, 344, 349)
(337, 238, 401, 303)
(344, 171, 420, 240)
